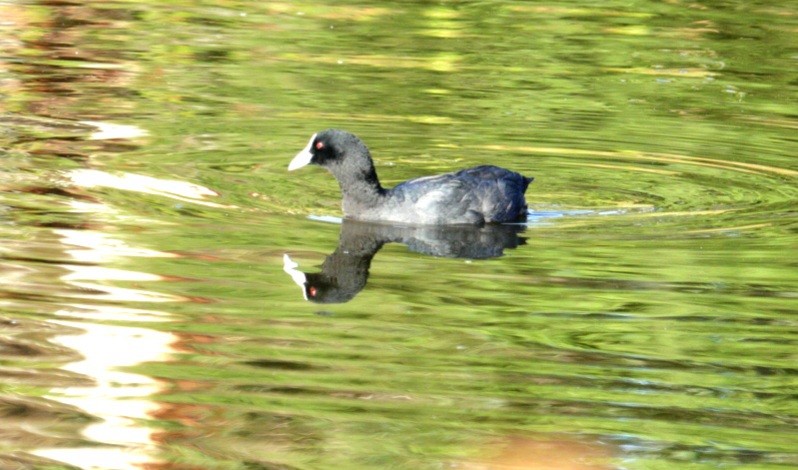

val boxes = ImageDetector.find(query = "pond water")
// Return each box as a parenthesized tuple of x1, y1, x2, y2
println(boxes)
(1, 1, 796, 469)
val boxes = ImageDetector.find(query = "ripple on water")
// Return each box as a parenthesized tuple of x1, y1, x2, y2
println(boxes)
(455, 142, 798, 237)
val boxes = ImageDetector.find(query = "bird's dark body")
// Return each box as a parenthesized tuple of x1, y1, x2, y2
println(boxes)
(289, 129, 533, 226)
(373, 165, 531, 225)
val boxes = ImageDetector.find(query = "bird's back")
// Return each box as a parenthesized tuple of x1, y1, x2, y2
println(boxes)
(381, 165, 532, 225)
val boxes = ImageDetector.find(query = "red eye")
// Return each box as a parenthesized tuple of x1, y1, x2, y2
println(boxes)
(308, 286, 318, 297)
(315, 141, 324, 150)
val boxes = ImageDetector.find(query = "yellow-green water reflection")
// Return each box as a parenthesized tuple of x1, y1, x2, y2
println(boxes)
(1, 1, 796, 469)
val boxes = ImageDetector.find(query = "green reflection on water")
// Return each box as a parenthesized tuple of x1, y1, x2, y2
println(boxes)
(1, 0, 796, 469)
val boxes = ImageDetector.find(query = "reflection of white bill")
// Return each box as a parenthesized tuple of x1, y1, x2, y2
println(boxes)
(283, 254, 308, 300)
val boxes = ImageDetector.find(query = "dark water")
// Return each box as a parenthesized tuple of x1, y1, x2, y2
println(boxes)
(1, 1, 796, 469)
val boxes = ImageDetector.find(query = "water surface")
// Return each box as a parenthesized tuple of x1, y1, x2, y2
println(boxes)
(1, 1, 796, 469)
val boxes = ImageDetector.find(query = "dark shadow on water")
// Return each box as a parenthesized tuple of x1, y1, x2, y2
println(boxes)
(284, 220, 526, 304)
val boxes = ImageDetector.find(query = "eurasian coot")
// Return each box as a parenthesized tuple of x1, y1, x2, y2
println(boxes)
(288, 129, 533, 225)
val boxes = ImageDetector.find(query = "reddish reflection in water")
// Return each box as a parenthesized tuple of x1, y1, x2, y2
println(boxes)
(460, 435, 614, 470)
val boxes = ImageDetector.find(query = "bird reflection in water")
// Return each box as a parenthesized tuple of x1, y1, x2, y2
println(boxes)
(284, 220, 526, 303)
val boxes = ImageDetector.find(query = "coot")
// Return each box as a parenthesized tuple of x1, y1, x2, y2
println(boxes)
(288, 129, 533, 225)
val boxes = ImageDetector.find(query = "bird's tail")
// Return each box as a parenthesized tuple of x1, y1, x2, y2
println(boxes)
(523, 176, 534, 192)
